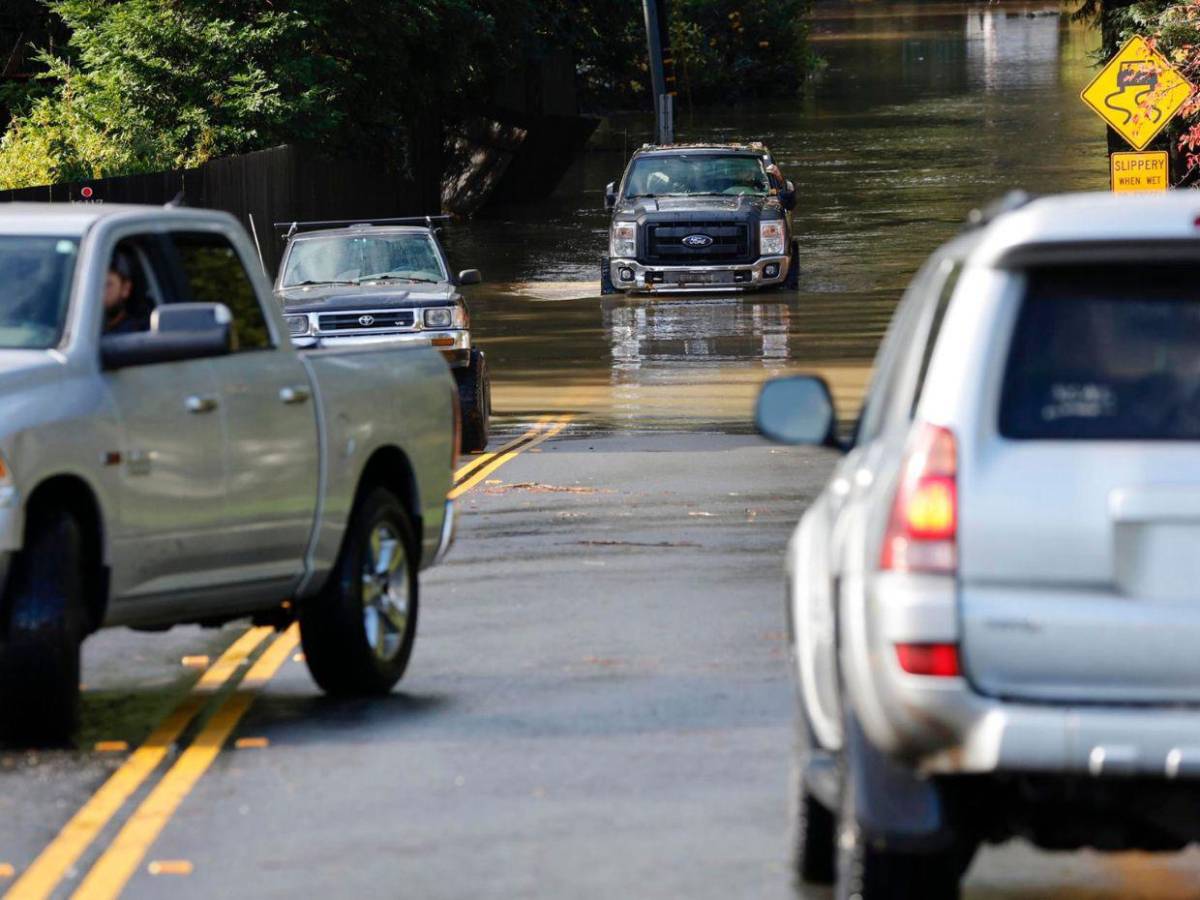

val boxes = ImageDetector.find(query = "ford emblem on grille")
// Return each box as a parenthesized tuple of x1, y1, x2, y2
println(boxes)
(358, 315, 375, 326)
(682, 234, 714, 248)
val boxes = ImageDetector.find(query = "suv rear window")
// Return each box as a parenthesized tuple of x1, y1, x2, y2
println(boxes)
(1000, 264, 1200, 440)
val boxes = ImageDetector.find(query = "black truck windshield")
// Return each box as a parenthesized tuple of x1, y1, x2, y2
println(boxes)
(282, 233, 446, 287)
(623, 154, 770, 198)
(0, 236, 78, 349)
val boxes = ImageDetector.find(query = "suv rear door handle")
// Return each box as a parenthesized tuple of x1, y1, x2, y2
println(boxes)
(185, 395, 219, 414)
(279, 385, 310, 405)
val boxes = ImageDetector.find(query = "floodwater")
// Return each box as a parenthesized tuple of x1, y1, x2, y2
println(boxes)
(450, 1, 1108, 433)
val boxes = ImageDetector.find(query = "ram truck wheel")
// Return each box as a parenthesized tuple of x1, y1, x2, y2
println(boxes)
(0, 507, 87, 744)
(300, 488, 419, 695)
(457, 349, 490, 453)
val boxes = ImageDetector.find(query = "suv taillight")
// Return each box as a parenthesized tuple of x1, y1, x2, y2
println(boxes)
(880, 423, 957, 574)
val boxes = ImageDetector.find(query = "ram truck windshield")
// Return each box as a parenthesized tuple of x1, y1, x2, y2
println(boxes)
(0, 236, 78, 349)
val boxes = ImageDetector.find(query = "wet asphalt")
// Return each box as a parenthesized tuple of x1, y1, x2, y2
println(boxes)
(4, 426, 1200, 898)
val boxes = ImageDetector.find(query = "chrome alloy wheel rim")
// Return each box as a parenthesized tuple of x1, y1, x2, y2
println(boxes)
(361, 522, 409, 661)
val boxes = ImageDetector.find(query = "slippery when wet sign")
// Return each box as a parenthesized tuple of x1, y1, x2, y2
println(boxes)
(1081, 36, 1194, 151)
(1110, 151, 1169, 192)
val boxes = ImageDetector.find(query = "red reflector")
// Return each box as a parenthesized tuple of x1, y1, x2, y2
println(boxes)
(896, 643, 961, 677)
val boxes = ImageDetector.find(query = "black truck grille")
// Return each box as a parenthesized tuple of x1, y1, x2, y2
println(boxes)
(643, 221, 752, 265)
(317, 310, 416, 332)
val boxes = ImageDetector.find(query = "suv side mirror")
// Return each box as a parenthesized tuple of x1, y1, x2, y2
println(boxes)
(780, 180, 797, 212)
(101, 302, 233, 370)
(605, 181, 618, 210)
(457, 269, 482, 286)
(755, 375, 840, 448)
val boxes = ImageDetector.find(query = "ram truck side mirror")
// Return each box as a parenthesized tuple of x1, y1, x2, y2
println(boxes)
(755, 375, 841, 449)
(101, 302, 234, 370)
(605, 181, 618, 210)
(457, 269, 482, 286)
(780, 180, 797, 212)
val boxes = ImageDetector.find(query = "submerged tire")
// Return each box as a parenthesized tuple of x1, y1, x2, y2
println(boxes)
(300, 488, 419, 695)
(458, 349, 490, 453)
(600, 256, 616, 295)
(0, 507, 86, 744)
(783, 240, 800, 290)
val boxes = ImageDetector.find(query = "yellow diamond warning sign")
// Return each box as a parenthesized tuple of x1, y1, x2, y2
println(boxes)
(1110, 151, 1169, 192)
(1081, 35, 1194, 151)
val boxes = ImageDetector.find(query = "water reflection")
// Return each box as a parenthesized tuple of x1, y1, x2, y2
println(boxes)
(452, 1, 1108, 434)
(604, 297, 792, 375)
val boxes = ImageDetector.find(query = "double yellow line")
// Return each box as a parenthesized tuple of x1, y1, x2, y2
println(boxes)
(8, 413, 574, 900)
(9, 625, 297, 900)
(450, 414, 573, 499)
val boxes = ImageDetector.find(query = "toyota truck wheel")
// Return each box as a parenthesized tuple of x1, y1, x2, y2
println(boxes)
(300, 487, 419, 695)
(600, 256, 616, 295)
(0, 506, 86, 744)
(458, 349, 490, 453)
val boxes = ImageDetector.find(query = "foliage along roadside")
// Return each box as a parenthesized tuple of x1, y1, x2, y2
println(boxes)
(0, 0, 813, 191)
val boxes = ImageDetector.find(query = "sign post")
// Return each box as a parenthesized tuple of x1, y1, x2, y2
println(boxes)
(1080, 35, 1194, 190)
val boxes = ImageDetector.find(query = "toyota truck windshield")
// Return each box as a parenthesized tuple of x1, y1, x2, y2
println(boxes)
(282, 233, 446, 287)
(0, 236, 79, 349)
(623, 154, 770, 198)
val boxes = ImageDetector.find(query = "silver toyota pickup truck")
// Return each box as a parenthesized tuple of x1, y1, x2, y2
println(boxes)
(0, 204, 457, 742)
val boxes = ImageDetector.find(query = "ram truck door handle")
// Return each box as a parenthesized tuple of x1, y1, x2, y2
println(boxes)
(185, 395, 219, 414)
(279, 385, 311, 405)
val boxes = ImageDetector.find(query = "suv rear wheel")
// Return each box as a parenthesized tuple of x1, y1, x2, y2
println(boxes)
(791, 758, 835, 884)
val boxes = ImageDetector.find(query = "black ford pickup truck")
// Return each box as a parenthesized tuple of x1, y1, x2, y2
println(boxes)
(601, 143, 798, 294)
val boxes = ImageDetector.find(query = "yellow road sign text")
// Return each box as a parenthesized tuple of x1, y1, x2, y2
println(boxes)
(1110, 151, 1169, 192)
(1081, 36, 1194, 151)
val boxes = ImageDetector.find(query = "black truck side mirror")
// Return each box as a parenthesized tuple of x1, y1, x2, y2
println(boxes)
(605, 181, 618, 210)
(780, 180, 797, 212)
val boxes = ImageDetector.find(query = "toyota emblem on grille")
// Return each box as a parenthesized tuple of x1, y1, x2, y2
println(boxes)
(682, 234, 714, 248)
(358, 315, 375, 326)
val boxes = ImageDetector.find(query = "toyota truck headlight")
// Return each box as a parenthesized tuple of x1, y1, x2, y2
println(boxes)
(611, 223, 637, 259)
(424, 307, 465, 329)
(285, 314, 310, 336)
(759, 220, 786, 257)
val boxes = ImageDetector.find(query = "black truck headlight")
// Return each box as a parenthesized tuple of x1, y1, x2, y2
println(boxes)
(759, 220, 786, 257)
(611, 223, 637, 259)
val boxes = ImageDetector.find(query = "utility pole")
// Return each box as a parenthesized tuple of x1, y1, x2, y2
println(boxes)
(643, 0, 675, 145)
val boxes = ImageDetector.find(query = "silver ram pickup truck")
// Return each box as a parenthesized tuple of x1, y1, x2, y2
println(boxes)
(0, 204, 457, 742)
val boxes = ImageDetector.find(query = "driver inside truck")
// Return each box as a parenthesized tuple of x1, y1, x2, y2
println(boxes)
(103, 250, 150, 334)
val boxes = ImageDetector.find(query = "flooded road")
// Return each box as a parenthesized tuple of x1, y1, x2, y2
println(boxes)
(451, 0, 1107, 433)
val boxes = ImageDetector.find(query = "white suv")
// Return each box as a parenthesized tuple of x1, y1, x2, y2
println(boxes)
(757, 192, 1200, 900)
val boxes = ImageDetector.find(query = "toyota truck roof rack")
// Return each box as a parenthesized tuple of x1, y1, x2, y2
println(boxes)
(275, 215, 452, 239)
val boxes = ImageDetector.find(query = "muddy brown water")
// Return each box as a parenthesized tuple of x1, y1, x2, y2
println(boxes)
(447, 1, 1107, 434)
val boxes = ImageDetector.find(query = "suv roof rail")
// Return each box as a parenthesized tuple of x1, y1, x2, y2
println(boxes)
(274, 215, 451, 239)
(965, 191, 1035, 229)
